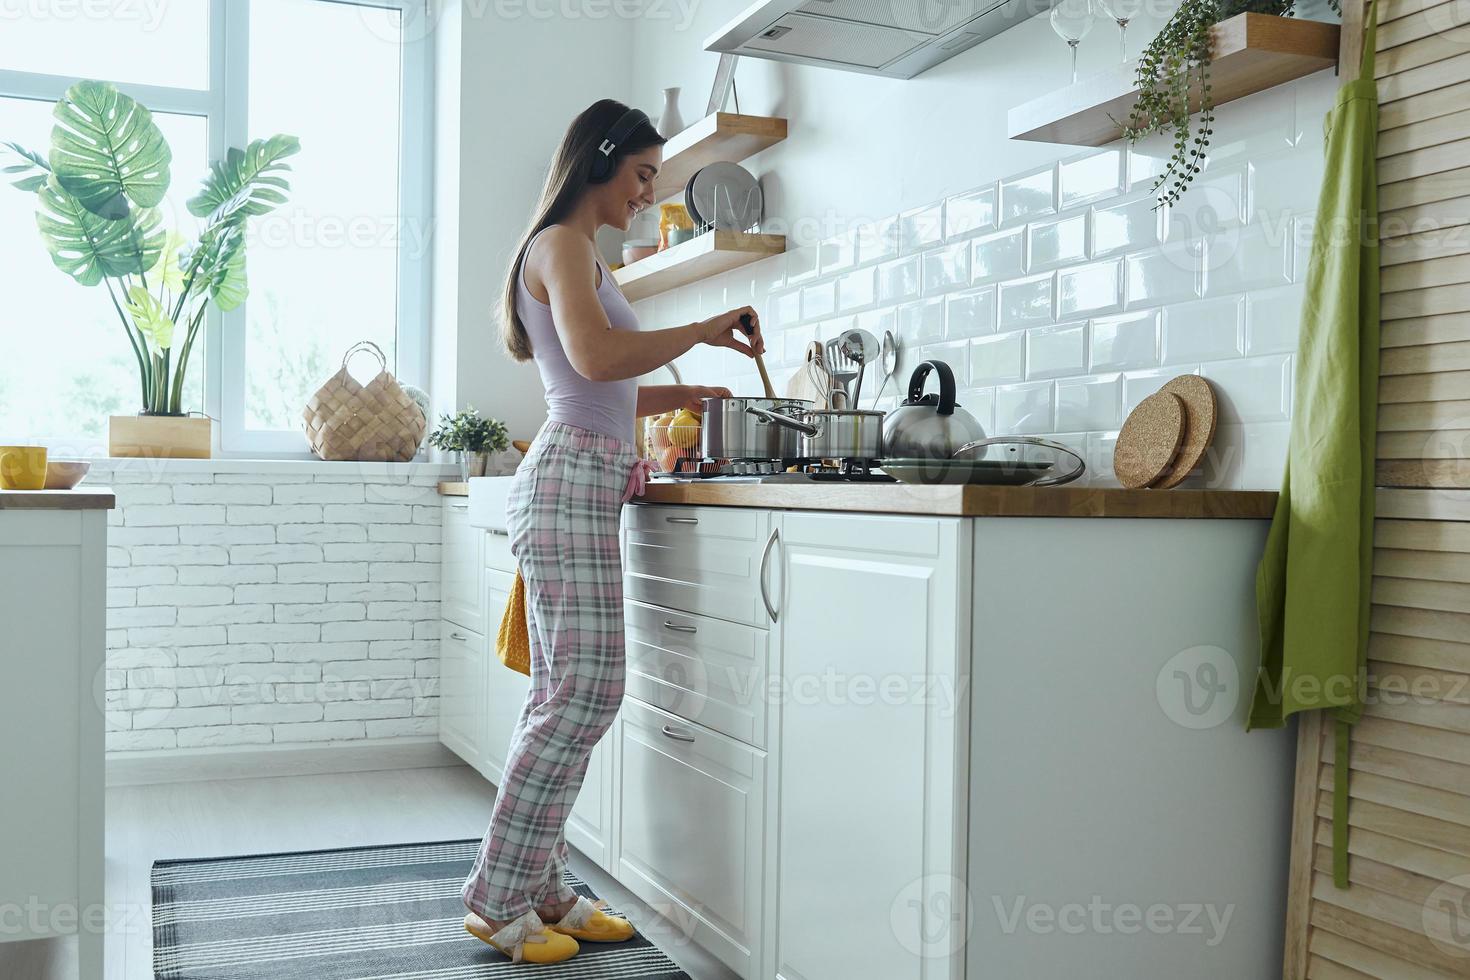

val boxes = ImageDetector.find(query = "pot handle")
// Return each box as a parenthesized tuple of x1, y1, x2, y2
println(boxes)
(905, 359, 958, 417)
(746, 405, 818, 436)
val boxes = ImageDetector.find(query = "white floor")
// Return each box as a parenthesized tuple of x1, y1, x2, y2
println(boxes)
(0, 763, 738, 980)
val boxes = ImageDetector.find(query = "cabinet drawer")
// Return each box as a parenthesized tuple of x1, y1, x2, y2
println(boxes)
(623, 505, 772, 628)
(624, 599, 769, 748)
(484, 527, 515, 574)
(618, 699, 764, 979)
(442, 502, 485, 633)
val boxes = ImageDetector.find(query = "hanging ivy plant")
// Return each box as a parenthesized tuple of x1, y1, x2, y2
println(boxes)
(1121, 0, 1335, 210)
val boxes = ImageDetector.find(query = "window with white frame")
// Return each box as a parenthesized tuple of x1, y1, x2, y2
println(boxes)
(0, 0, 430, 456)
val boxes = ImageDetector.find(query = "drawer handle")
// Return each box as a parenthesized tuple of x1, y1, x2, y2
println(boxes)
(661, 724, 696, 743)
(759, 526, 780, 623)
(487, 528, 509, 537)
(661, 620, 697, 634)
(664, 516, 699, 525)
(450, 631, 469, 641)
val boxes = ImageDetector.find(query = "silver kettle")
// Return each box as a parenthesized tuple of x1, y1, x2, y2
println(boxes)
(881, 359, 987, 460)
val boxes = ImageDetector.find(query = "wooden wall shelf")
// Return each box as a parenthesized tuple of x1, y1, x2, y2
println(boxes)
(654, 113, 787, 201)
(1007, 13, 1340, 146)
(614, 230, 785, 302)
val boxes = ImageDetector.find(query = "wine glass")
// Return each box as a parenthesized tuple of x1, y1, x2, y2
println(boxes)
(1050, 0, 1096, 85)
(1097, 0, 1146, 63)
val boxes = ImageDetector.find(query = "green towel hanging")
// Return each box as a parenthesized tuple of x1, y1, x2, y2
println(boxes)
(1248, 1, 1381, 891)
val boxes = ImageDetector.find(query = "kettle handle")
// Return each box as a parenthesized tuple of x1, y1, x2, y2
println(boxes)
(906, 359, 958, 417)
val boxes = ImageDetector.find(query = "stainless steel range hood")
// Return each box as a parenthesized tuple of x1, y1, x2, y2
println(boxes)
(705, 0, 1059, 79)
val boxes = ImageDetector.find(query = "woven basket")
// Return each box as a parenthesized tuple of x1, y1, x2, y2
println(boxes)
(302, 341, 426, 462)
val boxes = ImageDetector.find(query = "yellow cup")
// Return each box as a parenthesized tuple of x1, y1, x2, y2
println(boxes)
(0, 446, 48, 490)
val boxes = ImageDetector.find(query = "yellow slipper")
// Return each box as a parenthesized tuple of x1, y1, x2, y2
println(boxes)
(464, 909, 580, 964)
(546, 896, 636, 943)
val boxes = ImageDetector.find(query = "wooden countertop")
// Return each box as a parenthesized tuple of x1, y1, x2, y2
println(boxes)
(439, 481, 469, 496)
(0, 486, 116, 510)
(631, 481, 1277, 519)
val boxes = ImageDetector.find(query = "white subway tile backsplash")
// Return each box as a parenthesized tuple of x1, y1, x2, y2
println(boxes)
(633, 81, 1329, 493)
(1202, 224, 1292, 295)
(1122, 367, 1179, 417)
(838, 266, 878, 311)
(970, 332, 1026, 385)
(922, 240, 971, 294)
(1029, 213, 1088, 271)
(1057, 374, 1123, 431)
(994, 381, 1055, 435)
(1161, 296, 1244, 364)
(1000, 167, 1056, 225)
(1058, 260, 1122, 319)
(1238, 421, 1291, 489)
(1091, 194, 1164, 258)
(957, 387, 995, 434)
(900, 203, 945, 253)
(1201, 354, 1293, 423)
(802, 280, 837, 320)
(785, 243, 820, 284)
(971, 226, 1026, 283)
(819, 233, 859, 276)
(945, 286, 996, 339)
(1090, 310, 1159, 372)
(1125, 243, 1200, 309)
(916, 339, 970, 385)
(998, 273, 1054, 329)
(1027, 321, 1088, 379)
(856, 214, 900, 265)
(898, 297, 945, 345)
(877, 254, 922, 304)
(1059, 150, 1124, 210)
(945, 185, 997, 240)
(1245, 282, 1305, 355)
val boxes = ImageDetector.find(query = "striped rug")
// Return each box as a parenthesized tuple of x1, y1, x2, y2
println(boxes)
(151, 838, 690, 979)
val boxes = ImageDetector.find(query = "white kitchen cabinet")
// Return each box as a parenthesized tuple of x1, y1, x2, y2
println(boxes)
(624, 504, 772, 628)
(617, 698, 766, 979)
(441, 500, 485, 634)
(1, 503, 110, 979)
(479, 566, 527, 784)
(565, 727, 617, 873)
(438, 620, 486, 767)
(767, 511, 968, 980)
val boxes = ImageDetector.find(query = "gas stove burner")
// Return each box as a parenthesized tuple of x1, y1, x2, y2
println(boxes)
(668, 457, 784, 478)
(788, 458, 896, 482)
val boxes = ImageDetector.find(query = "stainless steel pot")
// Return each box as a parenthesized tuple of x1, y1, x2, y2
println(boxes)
(746, 406, 885, 461)
(701, 396, 812, 460)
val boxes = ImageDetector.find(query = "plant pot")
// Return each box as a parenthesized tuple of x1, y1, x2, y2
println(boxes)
(109, 414, 212, 459)
(457, 450, 489, 481)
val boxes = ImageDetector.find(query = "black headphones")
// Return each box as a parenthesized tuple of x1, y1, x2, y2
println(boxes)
(589, 107, 651, 183)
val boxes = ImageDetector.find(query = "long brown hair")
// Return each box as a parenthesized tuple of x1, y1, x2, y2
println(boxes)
(500, 99, 667, 362)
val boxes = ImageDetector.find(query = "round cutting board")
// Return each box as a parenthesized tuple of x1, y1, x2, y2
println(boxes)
(1114, 391, 1186, 489)
(1153, 374, 1218, 489)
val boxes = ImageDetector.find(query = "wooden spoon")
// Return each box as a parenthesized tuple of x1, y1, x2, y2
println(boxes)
(740, 313, 776, 398)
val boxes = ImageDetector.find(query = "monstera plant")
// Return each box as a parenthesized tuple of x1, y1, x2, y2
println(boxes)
(1, 80, 299, 416)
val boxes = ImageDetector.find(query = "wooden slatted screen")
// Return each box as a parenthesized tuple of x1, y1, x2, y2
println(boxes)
(1285, 0, 1470, 976)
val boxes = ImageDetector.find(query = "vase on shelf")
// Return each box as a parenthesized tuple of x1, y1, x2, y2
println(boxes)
(658, 87, 685, 138)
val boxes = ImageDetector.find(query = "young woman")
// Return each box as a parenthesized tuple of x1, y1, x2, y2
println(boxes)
(460, 99, 766, 965)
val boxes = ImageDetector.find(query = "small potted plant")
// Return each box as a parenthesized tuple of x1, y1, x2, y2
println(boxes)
(429, 405, 509, 480)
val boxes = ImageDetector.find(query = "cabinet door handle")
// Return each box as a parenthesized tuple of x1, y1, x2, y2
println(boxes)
(759, 526, 780, 623)
(487, 528, 508, 537)
(449, 631, 469, 641)
(661, 620, 697, 634)
(661, 724, 696, 743)
(665, 516, 699, 525)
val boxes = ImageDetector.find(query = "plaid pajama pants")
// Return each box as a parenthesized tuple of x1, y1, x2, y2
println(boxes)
(461, 421, 640, 921)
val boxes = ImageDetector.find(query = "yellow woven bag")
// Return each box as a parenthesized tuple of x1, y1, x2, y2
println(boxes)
(496, 569, 532, 676)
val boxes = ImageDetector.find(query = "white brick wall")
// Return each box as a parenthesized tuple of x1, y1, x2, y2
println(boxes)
(91, 458, 456, 753)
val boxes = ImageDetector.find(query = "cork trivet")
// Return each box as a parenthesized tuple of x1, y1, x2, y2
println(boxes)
(1114, 391, 1186, 489)
(1153, 375, 1219, 489)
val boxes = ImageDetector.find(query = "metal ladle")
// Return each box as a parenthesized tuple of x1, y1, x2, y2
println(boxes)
(837, 327, 878, 407)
